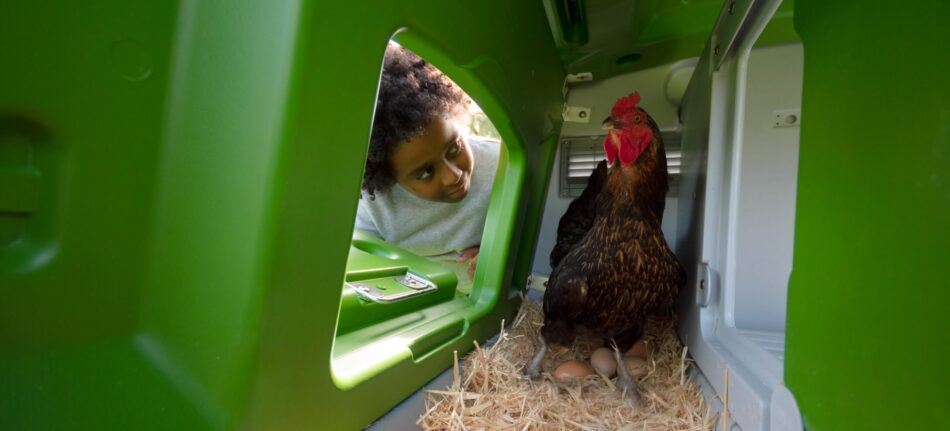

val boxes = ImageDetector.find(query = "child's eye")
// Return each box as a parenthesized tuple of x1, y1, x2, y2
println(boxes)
(417, 166, 434, 181)
(447, 138, 462, 156)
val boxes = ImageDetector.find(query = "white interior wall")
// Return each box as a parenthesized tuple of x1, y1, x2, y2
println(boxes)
(531, 61, 693, 275)
(731, 42, 803, 333)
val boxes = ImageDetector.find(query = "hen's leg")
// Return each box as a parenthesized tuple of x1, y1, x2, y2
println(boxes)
(524, 342, 547, 380)
(610, 325, 643, 405)
(613, 345, 640, 405)
(609, 324, 643, 353)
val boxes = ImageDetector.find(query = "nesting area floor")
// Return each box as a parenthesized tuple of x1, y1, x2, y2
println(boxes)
(419, 299, 715, 430)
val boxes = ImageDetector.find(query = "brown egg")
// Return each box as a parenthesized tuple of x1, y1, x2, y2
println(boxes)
(623, 356, 649, 378)
(625, 339, 650, 359)
(553, 360, 595, 381)
(589, 347, 617, 377)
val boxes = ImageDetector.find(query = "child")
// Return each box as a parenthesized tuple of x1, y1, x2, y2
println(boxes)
(355, 44, 501, 279)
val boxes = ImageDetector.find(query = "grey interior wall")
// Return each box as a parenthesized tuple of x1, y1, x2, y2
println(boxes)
(731, 43, 803, 332)
(530, 61, 692, 275)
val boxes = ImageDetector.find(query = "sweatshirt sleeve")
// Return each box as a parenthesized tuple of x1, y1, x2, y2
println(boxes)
(354, 198, 382, 239)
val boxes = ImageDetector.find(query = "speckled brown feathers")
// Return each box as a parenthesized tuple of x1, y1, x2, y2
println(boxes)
(550, 159, 609, 269)
(542, 109, 686, 352)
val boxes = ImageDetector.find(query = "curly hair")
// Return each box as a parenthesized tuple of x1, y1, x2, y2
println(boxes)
(362, 44, 466, 198)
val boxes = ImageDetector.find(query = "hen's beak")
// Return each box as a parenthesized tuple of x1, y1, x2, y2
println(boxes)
(602, 116, 617, 130)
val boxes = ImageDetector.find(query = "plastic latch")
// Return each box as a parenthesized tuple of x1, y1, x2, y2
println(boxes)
(772, 109, 801, 128)
(561, 71, 593, 99)
(696, 262, 718, 307)
(562, 105, 592, 123)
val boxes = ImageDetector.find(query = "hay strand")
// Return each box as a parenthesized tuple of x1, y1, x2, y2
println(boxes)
(722, 367, 729, 431)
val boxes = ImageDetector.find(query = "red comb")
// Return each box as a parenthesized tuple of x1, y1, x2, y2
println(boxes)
(611, 92, 641, 118)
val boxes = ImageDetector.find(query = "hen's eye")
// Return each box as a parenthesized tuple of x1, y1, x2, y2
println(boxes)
(633, 115, 641, 122)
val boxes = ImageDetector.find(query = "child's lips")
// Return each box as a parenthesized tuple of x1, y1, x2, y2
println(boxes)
(447, 181, 468, 199)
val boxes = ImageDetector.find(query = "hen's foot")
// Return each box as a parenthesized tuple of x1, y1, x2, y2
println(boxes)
(524, 342, 548, 381)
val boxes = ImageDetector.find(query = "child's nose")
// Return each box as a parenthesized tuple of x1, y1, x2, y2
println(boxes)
(441, 163, 462, 186)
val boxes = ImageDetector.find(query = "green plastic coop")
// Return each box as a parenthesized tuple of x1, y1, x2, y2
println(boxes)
(1, 1, 947, 430)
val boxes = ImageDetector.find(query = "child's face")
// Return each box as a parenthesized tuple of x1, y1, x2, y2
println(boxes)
(391, 117, 474, 203)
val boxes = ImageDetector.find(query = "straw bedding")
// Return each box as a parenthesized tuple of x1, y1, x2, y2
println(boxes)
(418, 298, 715, 430)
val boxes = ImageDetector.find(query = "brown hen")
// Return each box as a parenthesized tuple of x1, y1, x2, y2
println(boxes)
(527, 92, 686, 402)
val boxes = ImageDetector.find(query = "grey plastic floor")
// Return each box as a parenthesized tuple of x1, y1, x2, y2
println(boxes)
(364, 362, 455, 430)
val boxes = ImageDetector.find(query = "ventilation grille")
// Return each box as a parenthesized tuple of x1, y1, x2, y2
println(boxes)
(558, 131, 681, 198)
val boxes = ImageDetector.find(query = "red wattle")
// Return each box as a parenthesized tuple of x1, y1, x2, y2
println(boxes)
(619, 126, 653, 164)
(604, 134, 618, 165)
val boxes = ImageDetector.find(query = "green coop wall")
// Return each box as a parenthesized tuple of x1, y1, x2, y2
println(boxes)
(0, 1, 564, 429)
(787, 1, 950, 430)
